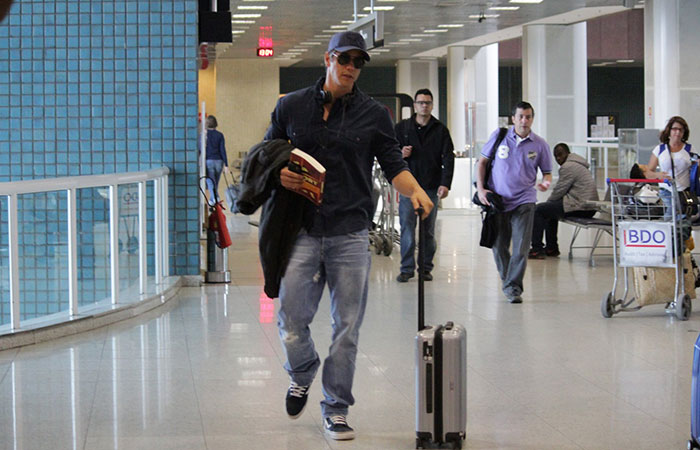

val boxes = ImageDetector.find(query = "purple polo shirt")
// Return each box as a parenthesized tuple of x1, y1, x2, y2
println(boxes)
(481, 127, 552, 211)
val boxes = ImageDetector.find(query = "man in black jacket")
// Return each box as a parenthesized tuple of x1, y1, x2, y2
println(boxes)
(264, 31, 433, 441)
(395, 89, 455, 282)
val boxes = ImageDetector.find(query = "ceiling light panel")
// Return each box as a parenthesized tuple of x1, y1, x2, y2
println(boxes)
(510, 0, 543, 3)
(232, 13, 262, 18)
(237, 6, 268, 10)
(363, 6, 395, 11)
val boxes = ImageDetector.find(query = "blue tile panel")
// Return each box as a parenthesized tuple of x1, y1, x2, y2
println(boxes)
(0, 1, 200, 283)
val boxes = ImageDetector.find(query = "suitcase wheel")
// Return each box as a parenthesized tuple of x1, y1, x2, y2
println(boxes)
(415, 438, 426, 449)
(689, 439, 699, 450)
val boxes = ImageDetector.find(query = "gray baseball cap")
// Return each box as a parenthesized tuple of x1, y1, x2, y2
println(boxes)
(327, 31, 370, 61)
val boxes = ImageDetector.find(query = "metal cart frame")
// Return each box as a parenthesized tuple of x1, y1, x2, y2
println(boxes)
(601, 178, 693, 320)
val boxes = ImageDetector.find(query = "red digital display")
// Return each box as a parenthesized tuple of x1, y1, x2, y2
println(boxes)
(257, 47, 274, 57)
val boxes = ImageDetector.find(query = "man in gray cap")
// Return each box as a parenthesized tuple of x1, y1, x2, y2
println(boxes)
(264, 31, 433, 440)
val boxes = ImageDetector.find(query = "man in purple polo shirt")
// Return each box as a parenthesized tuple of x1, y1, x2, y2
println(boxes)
(475, 101, 552, 303)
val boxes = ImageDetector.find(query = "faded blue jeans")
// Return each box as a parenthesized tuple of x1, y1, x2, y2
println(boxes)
(399, 189, 439, 274)
(206, 159, 224, 204)
(277, 229, 371, 418)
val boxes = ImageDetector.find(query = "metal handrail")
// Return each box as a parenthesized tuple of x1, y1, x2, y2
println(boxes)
(0, 167, 170, 332)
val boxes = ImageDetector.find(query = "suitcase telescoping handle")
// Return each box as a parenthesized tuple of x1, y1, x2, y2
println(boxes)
(417, 207, 426, 332)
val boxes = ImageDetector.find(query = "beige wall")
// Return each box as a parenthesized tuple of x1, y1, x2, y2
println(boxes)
(198, 64, 217, 116)
(216, 58, 281, 167)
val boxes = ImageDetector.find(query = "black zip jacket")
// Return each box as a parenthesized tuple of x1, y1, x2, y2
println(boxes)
(236, 139, 310, 298)
(395, 114, 455, 190)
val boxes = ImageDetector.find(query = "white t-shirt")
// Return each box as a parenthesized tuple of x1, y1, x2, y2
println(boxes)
(652, 143, 692, 191)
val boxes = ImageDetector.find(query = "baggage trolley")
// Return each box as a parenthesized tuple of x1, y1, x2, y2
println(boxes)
(370, 161, 399, 256)
(601, 178, 693, 320)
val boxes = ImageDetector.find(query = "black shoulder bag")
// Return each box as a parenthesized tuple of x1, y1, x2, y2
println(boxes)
(472, 127, 507, 209)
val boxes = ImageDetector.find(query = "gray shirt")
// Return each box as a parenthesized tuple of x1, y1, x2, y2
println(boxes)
(547, 153, 598, 212)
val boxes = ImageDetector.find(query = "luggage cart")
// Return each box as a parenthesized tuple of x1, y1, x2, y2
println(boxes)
(370, 161, 399, 256)
(601, 178, 693, 320)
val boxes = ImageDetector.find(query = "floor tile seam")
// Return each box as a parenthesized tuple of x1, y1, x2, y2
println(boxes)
(81, 367, 103, 450)
(466, 364, 586, 450)
(182, 308, 210, 449)
(359, 350, 414, 405)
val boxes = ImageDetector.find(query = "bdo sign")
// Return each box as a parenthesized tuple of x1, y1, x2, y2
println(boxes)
(618, 221, 674, 267)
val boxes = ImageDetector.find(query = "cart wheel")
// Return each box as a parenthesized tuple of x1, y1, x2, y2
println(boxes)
(688, 439, 698, 450)
(416, 438, 425, 449)
(676, 294, 692, 321)
(374, 238, 383, 255)
(383, 237, 393, 256)
(601, 292, 614, 318)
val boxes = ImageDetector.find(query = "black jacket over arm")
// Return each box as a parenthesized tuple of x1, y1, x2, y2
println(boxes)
(235, 139, 310, 298)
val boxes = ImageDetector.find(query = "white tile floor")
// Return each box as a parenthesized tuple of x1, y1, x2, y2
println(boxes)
(0, 208, 699, 449)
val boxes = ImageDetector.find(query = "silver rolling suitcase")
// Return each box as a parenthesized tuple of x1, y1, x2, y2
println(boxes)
(415, 208, 467, 450)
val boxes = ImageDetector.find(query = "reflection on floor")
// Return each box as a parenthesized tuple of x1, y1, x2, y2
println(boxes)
(0, 209, 697, 449)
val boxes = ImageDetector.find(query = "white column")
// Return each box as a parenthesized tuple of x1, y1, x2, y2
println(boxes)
(522, 23, 588, 146)
(470, 44, 499, 147)
(447, 46, 466, 156)
(396, 59, 439, 119)
(645, 0, 700, 133)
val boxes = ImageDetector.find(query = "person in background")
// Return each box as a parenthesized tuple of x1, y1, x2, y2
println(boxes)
(264, 31, 433, 440)
(475, 101, 552, 304)
(644, 116, 693, 219)
(395, 88, 454, 283)
(205, 115, 229, 204)
(528, 143, 598, 259)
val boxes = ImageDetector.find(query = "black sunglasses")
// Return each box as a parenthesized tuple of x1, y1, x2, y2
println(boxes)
(332, 51, 366, 69)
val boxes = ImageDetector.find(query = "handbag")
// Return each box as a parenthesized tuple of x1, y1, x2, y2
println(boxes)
(223, 171, 241, 213)
(472, 127, 508, 208)
(670, 152, 699, 216)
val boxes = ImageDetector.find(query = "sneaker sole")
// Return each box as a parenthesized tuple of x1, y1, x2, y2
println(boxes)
(325, 429, 356, 440)
(287, 403, 307, 420)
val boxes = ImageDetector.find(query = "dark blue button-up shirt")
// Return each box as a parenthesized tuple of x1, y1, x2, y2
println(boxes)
(264, 78, 408, 236)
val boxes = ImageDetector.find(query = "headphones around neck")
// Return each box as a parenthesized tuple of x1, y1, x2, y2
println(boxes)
(321, 89, 333, 104)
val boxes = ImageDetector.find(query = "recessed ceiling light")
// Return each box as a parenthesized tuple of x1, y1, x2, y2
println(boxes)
(411, 34, 433, 37)
(490, 6, 520, 10)
(363, 6, 395, 10)
(400, 38, 422, 42)
(300, 42, 322, 45)
(322, 29, 337, 33)
(330, 25, 346, 29)
(387, 41, 410, 45)
(423, 29, 448, 33)
(232, 13, 262, 18)
(376, 0, 409, 2)
(231, 30, 246, 34)
(237, 5, 268, 10)
(437, 24, 464, 28)
(616, 59, 634, 63)
(468, 14, 499, 18)
(231, 20, 255, 24)
(510, 0, 543, 3)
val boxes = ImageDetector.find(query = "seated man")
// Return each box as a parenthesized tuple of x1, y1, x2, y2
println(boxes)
(528, 143, 599, 259)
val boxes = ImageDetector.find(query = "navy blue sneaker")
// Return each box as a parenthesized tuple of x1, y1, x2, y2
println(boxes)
(285, 381, 310, 419)
(324, 415, 355, 440)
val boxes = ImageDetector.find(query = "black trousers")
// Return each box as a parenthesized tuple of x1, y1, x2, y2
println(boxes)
(531, 199, 595, 251)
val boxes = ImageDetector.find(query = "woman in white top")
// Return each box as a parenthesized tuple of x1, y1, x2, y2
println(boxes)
(644, 116, 693, 219)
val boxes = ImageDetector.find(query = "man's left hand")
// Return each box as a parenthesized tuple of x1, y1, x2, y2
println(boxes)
(437, 186, 449, 199)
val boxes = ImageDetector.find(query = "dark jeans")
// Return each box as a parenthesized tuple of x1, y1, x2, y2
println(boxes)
(399, 188, 439, 274)
(531, 199, 595, 251)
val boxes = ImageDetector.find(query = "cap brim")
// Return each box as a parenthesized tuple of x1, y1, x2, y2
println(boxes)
(333, 45, 370, 61)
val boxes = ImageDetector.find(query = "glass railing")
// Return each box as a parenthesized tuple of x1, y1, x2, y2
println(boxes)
(566, 140, 620, 190)
(0, 168, 170, 333)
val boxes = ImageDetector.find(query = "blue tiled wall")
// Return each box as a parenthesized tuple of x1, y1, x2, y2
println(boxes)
(0, 0, 200, 278)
